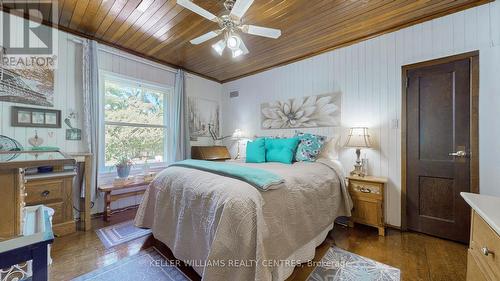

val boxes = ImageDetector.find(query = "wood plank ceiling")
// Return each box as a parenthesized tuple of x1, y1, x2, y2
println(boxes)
(1, 0, 492, 82)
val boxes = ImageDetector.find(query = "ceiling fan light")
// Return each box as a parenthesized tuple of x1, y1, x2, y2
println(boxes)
(212, 40, 226, 56)
(226, 35, 241, 50)
(232, 48, 244, 58)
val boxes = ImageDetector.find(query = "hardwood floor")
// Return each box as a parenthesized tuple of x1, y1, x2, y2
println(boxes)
(50, 210, 468, 281)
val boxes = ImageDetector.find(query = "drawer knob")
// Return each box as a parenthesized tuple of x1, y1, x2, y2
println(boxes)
(482, 247, 494, 256)
(41, 190, 50, 197)
(360, 187, 371, 193)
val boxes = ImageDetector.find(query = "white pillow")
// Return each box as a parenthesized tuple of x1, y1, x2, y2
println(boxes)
(318, 136, 339, 160)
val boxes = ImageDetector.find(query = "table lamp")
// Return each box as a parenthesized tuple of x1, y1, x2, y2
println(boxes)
(344, 127, 372, 177)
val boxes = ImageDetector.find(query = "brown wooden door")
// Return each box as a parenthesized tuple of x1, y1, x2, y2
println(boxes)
(406, 58, 471, 243)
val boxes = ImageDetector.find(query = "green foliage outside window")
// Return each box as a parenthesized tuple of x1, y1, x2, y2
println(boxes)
(104, 79, 167, 167)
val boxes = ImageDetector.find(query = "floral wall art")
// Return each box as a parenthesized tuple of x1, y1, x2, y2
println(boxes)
(260, 93, 341, 129)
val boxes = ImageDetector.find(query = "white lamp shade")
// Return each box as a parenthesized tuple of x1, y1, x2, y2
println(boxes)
(344, 127, 372, 148)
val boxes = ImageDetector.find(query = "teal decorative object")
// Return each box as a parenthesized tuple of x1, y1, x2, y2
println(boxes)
(246, 138, 266, 163)
(170, 159, 284, 190)
(31, 146, 60, 151)
(294, 132, 326, 162)
(264, 137, 299, 164)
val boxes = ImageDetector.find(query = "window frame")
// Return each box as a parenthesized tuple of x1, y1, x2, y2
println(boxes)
(99, 71, 172, 173)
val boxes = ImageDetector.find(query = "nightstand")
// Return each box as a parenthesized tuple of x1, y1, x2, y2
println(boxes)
(347, 175, 387, 236)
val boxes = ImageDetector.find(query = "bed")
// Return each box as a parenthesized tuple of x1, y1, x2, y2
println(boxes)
(135, 158, 352, 281)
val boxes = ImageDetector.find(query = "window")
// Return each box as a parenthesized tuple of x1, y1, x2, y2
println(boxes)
(100, 73, 170, 171)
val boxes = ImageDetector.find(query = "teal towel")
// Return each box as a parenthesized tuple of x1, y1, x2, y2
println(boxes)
(170, 159, 284, 191)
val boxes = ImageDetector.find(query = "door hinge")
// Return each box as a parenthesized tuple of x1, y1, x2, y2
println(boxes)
(405, 77, 410, 88)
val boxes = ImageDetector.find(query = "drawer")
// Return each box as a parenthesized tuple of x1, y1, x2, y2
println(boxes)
(467, 251, 490, 281)
(45, 202, 64, 224)
(351, 198, 382, 227)
(349, 180, 383, 198)
(470, 211, 500, 281)
(26, 179, 64, 204)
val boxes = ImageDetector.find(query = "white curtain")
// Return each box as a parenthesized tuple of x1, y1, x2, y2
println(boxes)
(169, 69, 190, 162)
(82, 40, 100, 201)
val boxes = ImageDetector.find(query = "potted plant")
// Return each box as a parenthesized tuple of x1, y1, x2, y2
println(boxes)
(115, 157, 133, 178)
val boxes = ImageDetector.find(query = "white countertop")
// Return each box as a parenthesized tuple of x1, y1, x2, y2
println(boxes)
(461, 192, 500, 236)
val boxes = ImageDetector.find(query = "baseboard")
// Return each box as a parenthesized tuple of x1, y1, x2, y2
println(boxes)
(90, 205, 140, 219)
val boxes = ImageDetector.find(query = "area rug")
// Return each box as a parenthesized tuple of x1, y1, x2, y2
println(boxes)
(307, 246, 400, 281)
(96, 220, 151, 248)
(72, 247, 190, 281)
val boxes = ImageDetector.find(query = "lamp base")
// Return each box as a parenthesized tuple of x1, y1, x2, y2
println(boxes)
(350, 148, 365, 177)
(350, 163, 365, 177)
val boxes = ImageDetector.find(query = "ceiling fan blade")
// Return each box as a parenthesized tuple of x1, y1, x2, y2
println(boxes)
(190, 30, 220, 45)
(177, 0, 218, 22)
(242, 25, 281, 39)
(230, 0, 254, 19)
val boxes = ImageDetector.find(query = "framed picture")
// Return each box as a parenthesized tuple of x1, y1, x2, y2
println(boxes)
(66, 128, 81, 140)
(188, 97, 220, 138)
(0, 64, 54, 107)
(11, 106, 61, 128)
(45, 112, 58, 125)
(261, 93, 341, 129)
(32, 112, 45, 124)
(17, 111, 32, 124)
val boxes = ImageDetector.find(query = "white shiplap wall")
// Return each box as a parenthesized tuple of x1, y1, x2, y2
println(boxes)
(221, 2, 500, 227)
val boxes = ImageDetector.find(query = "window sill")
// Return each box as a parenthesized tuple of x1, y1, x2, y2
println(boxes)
(98, 165, 167, 185)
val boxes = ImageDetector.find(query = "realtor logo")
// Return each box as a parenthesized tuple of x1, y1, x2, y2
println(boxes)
(1, 0, 58, 69)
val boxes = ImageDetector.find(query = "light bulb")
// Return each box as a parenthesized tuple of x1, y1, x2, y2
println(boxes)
(232, 48, 243, 58)
(226, 35, 241, 50)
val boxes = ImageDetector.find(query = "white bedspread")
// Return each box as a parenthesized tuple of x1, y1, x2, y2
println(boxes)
(135, 158, 352, 281)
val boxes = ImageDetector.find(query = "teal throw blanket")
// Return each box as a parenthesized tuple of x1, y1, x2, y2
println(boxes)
(170, 159, 284, 191)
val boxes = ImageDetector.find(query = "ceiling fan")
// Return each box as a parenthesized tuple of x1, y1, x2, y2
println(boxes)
(177, 0, 282, 58)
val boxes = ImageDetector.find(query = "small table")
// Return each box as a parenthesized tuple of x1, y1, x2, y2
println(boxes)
(347, 175, 387, 236)
(0, 208, 54, 281)
(98, 176, 155, 222)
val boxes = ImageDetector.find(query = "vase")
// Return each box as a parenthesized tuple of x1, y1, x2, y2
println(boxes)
(116, 165, 131, 178)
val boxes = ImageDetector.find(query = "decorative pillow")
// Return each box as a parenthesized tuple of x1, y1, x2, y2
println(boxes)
(318, 137, 339, 160)
(294, 132, 327, 162)
(246, 138, 266, 163)
(265, 137, 300, 164)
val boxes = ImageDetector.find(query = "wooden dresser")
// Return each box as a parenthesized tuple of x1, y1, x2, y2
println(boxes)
(461, 193, 500, 281)
(0, 150, 76, 240)
(191, 146, 231, 161)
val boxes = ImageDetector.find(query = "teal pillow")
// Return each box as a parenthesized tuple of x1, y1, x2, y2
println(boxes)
(265, 137, 300, 164)
(246, 138, 266, 163)
(295, 132, 327, 162)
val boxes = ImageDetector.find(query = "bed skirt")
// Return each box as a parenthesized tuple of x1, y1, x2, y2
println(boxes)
(152, 223, 334, 281)
(273, 223, 334, 281)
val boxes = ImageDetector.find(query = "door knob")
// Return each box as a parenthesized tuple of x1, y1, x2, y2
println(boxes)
(449, 151, 467, 157)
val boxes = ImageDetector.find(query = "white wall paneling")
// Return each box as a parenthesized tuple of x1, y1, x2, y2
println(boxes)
(221, 1, 500, 227)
